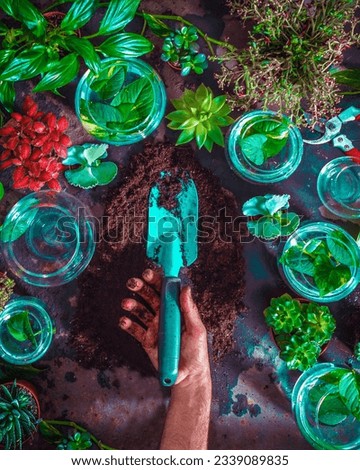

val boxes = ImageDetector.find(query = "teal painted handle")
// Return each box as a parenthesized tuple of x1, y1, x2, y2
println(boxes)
(159, 277, 181, 387)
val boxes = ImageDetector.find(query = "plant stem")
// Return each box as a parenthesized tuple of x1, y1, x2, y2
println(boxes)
(137, 12, 237, 55)
(43, 420, 115, 450)
(42, 0, 70, 13)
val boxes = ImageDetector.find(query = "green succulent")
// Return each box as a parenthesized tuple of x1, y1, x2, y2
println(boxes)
(57, 431, 92, 450)
(304, 303, 336, 345)
(280, 335, 321, 371)
(166, 84, 234, 151)
(0, 380, 38, 449)
(0, 272, 15, 312)
(161, 26, 208, 76)
(264, 294, 303, 334)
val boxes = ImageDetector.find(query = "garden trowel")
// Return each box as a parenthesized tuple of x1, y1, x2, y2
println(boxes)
(147, 172, 198, 387)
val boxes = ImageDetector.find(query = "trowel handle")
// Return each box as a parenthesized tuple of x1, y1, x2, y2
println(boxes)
(159, 277, 181, 387)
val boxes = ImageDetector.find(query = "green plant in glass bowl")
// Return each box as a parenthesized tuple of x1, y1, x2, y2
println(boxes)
(242, 194, 300, 240)
(264, 293, 336, 371)
(0, 0, 152, 110)
(166, 83, 234, 151)
(0, 379, 39, 449)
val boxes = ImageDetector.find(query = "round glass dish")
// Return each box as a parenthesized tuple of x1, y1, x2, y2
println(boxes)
(226, 110, 303, 183)
(0, 296, 54, 365)
(278, 221, 360, 302)
(317, 156, 360, 219)
(0, 191, 95, 287)
(292, 363, 360, 449)
(75, 58, 167, 145)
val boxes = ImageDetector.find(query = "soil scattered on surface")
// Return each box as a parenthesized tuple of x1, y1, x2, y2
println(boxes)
(71, 142, 246, 374)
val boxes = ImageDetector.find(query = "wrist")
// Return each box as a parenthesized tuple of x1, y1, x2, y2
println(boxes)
(173, 369, 212, 396)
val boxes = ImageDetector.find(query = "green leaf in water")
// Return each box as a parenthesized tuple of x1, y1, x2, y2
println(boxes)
(326, 230, 356, 267)
(6, 311, 37, 347)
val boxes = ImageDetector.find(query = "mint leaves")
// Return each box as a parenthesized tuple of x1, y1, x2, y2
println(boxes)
(280, 230, 356, 296)
(240, 119, 289, 165)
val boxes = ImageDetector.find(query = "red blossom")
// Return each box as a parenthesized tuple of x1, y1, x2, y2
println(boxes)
(0, 96, 72, 192)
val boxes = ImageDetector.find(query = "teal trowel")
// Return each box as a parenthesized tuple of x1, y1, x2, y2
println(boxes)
(147, 172, 198, 387)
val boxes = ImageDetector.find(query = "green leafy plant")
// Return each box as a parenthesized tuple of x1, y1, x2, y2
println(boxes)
(6, 311, 39, 348)
(240, 119, 289, 165)
(0, 195, 39, 243)
(57, 431, 92, 450)
(216, 0, 360, 126)
(332, 68, 360, 95)
(279, 230, 356, 297)
(166, 83, 234, 151)
(0, 379, 38, 449)
(0, 272, 14, 311)
(264, 294, 336, 371)
(0, 0, 153, 110)
(355, 342, 360, 361)
(242, 194, 300, 240)
(62, 144, 118, 189)
(309, 368, 360, 425)
(160, 26, 208, 76)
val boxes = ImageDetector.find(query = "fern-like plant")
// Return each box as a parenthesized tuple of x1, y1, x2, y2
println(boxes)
(0, 380, 38, 449)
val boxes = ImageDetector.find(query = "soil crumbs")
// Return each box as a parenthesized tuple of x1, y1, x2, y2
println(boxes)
(71, 142, 246, 375)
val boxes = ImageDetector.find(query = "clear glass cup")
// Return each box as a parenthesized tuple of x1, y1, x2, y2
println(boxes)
(278, 221, 360, 302)
(0, 296, 54, 365)
(226, 110, 303, 183)
(317, 156, 360, 219)
(75, 58, 167, 145)
(292, 363, 360, 449)
(0, 191, 95, 287)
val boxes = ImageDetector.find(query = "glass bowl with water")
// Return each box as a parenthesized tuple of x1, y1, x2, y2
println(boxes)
(0, 191, 95, 287)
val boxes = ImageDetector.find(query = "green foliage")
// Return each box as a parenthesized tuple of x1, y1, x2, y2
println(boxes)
(355, 342, 360, 361)
(280, 230, 356, 296)
(242, 194, 300, 240)
(6, 311, 37, 348)
(166, 84, 234, 151)
(331, 68, 360, 94)
(0, 196, 39, 243)
(160, 26, 208, 76)
(0, 360, 45, 382)
(63, 144, 118, 189)
(0, 272, 14, 311)
(0, 0, 152, 110)
(310, 369, 360, 426)
(0, 379, 38, 449)
(57, 431, 92, 450)
(217, 0, 359, 126)
(264, 294, 336, 371)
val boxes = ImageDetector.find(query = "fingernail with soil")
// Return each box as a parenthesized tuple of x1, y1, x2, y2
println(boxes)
(119, 317, 129, 329)
(127, 278, 141, 290)
(143, 269, 152, 281)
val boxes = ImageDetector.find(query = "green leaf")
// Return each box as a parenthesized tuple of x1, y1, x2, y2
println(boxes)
(142, 13, 171, 38)
(90, 64, 126, 100)
(210, 95, 227, 114)
(278, 212, 300, 237)
(98, 0, 141, 35)
(0, 182, 4, 200)
(207, 126, 224, 147)
(0, 0, 46, 38)
(318, 393, 350, 426)
(176, 127, 195, 145)
(63, 143, 109, 166)
(195, 83, 209, 103)
(98, 33, 153, 58)
(263, 135, 289, 158)
(117, 76, 151, 105)
(32, 54, 80, 92)
(65, 167, 98, 189)
(6, 311, 37, 347)
(326, 230, 356, 267)
(246, 119, 289, 159)
(313, 256, 351, 296)
(247, 216, 282, 240)
(61, 0, 96, 31)
(65, 37, 101, 74)
(332, 68, 360, 91)
(0, 46, 49, 81)
(242, 195, 270, 216)
(279, 245, 316, 276)
(90, 162, 118, 185)
(264, 194, 290, 215)
(0, 197, 39, 243)
(339, 372, 360, 416)
(240, 134, 267, 165)
(0, 80, 15, 112)
(88, 102, 123, 126)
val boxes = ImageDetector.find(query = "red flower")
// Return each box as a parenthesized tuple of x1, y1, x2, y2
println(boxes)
(0, 96, 72, 192)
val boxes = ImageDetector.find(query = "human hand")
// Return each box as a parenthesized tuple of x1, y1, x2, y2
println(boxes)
(120, 269, 211, 388)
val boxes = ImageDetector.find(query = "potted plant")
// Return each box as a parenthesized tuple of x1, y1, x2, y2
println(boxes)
(226, 110, 303, 183)
(264, 294, 336, 371)
(242, 194, 300, 240)
(0, 0, 152, 111)
(279, 221, 360, 302)
(0, 379, 40, 449)
(166, 83, 234, 152)
(292, 363, 360, 449)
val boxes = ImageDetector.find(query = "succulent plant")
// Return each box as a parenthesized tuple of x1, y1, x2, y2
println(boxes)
(0, 380, 38, 449)
(166, 84, 234, 151)
(161, 26, 208, 76)
(280, 335, 321, 372)
(304, 303, 336, 345)
(0, 272, 14, 312)
(57, 431, 92, 450)
(0, 96, 71, 191)
(264, 294, 302, 334)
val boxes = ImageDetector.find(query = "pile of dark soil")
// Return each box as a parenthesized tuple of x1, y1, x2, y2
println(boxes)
(71, 142, 246, 374)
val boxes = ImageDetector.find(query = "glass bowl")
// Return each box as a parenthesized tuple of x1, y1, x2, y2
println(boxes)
(292, 363, 360, 449)
(0, 191, 95, 287)
(0, 296, 54, 365)
(75, 58, 167, 145)
(278, 221, 360, 302)
(317, 156, 360, 219)
(226, 110, 303, 183)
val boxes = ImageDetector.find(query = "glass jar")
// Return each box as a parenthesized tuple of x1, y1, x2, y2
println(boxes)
(317, 156, 360, 219)
(0, 191, 95, 287)
(278, 221, 360, 302)
(226, 110, 303, 183)
(292, 363, 360, 449)
(0, 297, 54, 365)
(75, 58, 167, 145)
